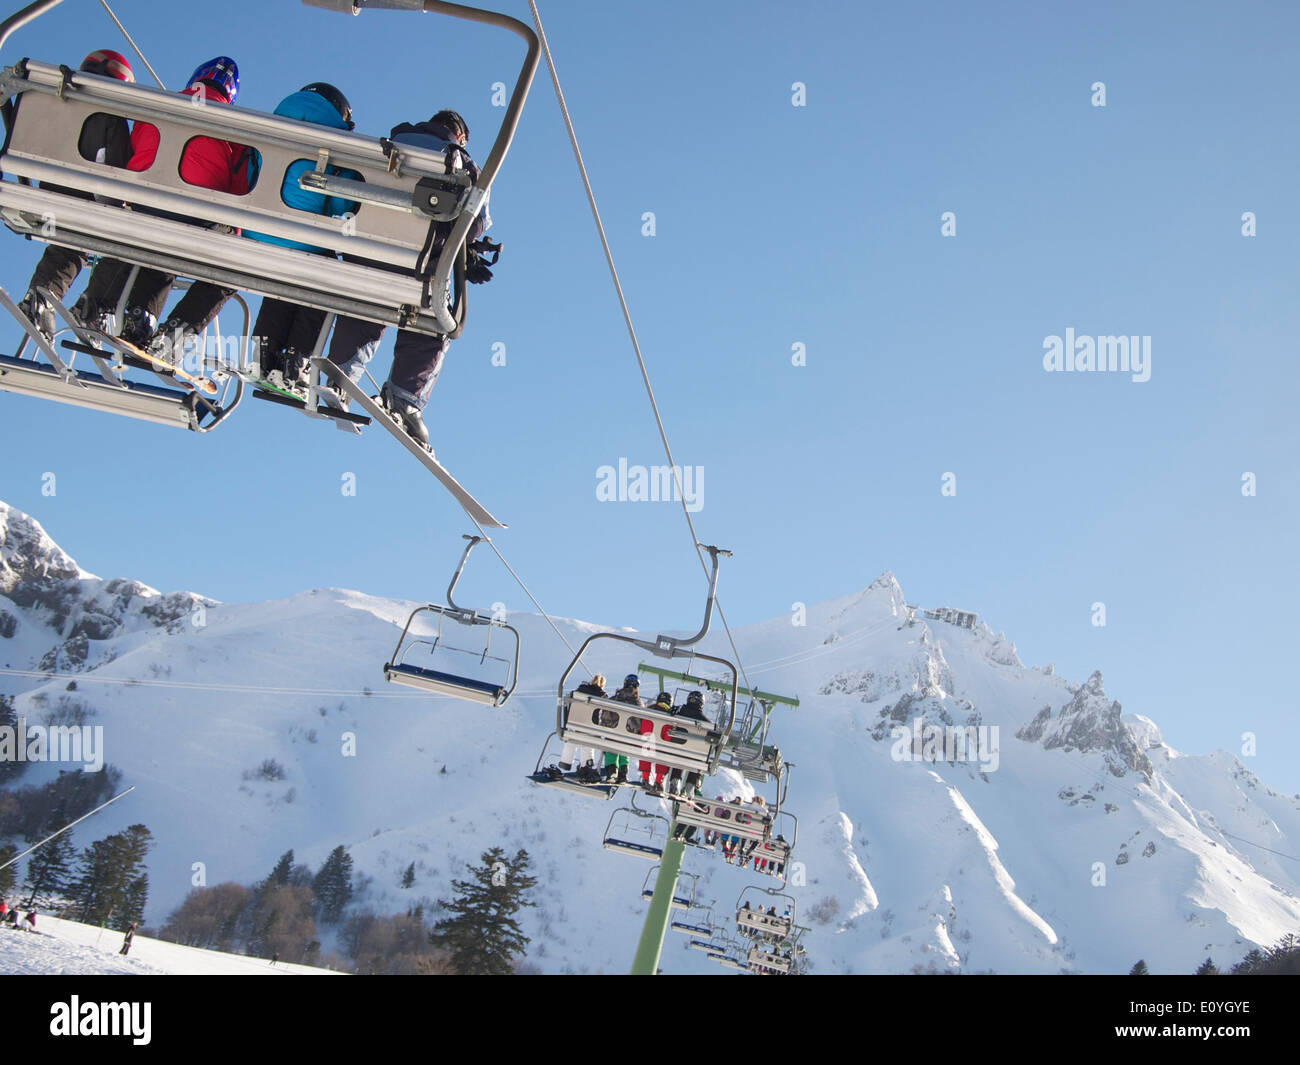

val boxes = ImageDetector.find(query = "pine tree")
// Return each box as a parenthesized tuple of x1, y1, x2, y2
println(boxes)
(1195, 957, 1218, 975)
(401, 862, 415, 889)
(21, 806, 78, 906)
(121, 874, 149, 929)
(312, 845, 354, 924)
(428, 847, 537, 974)
(0, 844, 16, 898)
(1129, 959, 1149, 976)
(263, 850, 295, 892)
(0, 694, 24, 783)
(68, 824, 153, 925)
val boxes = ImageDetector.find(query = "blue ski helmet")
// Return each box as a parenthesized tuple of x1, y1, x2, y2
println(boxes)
(188, 56, 239, 103)
(624, 674, 639, 688)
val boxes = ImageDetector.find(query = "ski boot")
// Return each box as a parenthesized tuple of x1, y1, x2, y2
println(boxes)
(379, 382, 429, 449)
(148, 318, 200, 370)
(70, 294, 115, 336)
(120, 306, 156, 349)
(19, 289, 55, 343)
(280, 348, 309, 391)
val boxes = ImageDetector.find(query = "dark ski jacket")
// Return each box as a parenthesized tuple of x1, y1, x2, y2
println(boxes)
(36, 110, 131, 203)
(612, 686, 643, 707)
(388, 117, 489, 244)
(78, 110, 132, 169)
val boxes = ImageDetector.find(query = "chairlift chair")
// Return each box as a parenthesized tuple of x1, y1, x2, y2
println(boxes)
(555, 546, 738, 780)
(747, 809, 798, 880)
(0, 275, 244, 429)
(602, 791, 670, 861)
(528, 732, 618, 800)
(637, 662, 795, 784)
(746, 943, 795, 975)
(0, 0, 537, 438)
(384, 535, 519, 706)
(736, 886, 796, 943)
(671, 902, 716, 939)
(639, 866, 698, 911)
(673, 793, 772, 846)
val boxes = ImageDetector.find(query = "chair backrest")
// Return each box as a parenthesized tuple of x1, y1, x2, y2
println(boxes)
(0, 62, 473, 335)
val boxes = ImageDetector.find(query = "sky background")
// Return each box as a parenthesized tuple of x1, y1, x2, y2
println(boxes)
(1, 0, 1298, 793)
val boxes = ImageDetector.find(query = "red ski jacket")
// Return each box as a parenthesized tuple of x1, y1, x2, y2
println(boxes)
(128, 84, 252, 195)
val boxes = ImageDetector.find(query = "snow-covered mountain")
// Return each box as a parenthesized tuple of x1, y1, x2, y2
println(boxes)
(1, 499, 1297, 975)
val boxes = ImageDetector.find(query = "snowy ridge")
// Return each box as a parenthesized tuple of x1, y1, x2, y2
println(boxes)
(1, 500, 1299, 974)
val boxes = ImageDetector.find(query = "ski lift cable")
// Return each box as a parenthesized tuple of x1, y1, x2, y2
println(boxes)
(461, 520, 590, 678)
(0, 663, 564, 700)
(96, 0, 166, 90)
(528, 0, 755, 697)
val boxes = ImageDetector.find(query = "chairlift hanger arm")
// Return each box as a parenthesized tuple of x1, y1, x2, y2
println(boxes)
(303, 1, 540, 336)
(0, 0, 60, 52)
(444, 533, 485, 619)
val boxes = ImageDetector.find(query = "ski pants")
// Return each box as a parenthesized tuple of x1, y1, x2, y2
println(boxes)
(27, 244, 87, 303)
(560, 742, 599, 767)
(328, 315, 448, 409)
(77, 221, 237, 330)
(253, 298, 329, 361)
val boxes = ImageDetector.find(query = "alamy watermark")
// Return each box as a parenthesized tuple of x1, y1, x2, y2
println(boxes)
(0, 717, 103, 772)
(596, 458, 704, 513)
(1042, 328, 1150, 382)
(890, 718, 1000, 773)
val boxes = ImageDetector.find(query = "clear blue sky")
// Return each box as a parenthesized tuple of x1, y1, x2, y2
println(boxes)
(1, 0, 1297, 793)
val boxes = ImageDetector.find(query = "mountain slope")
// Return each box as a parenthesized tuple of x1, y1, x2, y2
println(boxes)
(1, 501, 1297, 974)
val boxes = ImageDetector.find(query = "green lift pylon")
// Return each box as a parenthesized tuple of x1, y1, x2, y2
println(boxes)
(630, 837, 686, 975)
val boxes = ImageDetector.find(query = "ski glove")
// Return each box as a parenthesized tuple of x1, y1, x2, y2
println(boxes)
(466, 237, 501, 284)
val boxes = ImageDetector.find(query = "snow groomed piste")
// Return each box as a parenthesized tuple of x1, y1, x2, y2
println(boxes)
(0, 0, 802, 975)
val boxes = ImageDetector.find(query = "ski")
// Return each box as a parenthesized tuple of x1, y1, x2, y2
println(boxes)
(312, 356, 507, 529)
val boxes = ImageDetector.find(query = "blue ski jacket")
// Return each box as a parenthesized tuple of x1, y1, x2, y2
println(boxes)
(245, 89, 362, 253)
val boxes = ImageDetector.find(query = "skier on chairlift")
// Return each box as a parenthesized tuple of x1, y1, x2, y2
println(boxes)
(18, 49, 134, 340)
(666, 689, 707, 797)
(244, 82, 362, 389)
(325, 108, 496, 447)
(558, 673, 605, 782)
(74, 57, 253, 348)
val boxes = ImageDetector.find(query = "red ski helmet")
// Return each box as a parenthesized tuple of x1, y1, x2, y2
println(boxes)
(80, 49, 134, 83)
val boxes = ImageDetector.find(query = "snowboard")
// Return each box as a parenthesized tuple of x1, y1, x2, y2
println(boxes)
(62, 329, 220, 395)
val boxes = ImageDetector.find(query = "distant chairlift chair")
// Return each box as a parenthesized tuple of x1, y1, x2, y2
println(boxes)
(554, 545, 739, 786)
(384, 535, 519, 706)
